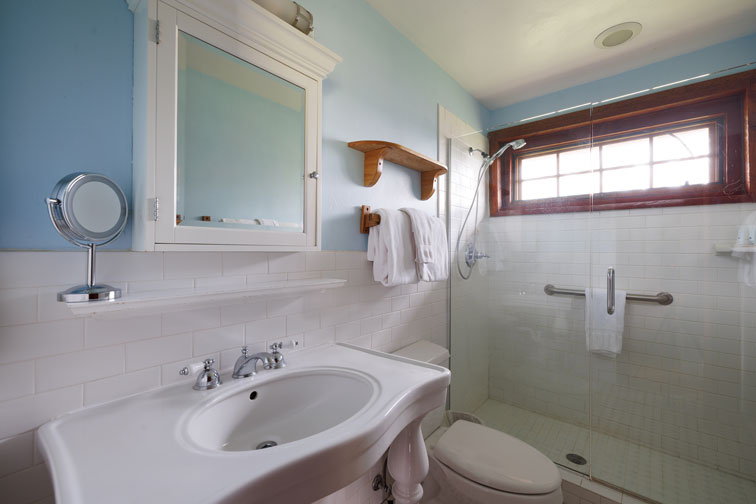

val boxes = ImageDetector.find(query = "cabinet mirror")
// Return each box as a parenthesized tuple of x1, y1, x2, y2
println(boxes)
(175, 31, 305, 234)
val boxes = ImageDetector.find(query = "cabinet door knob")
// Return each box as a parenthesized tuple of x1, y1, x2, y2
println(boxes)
(309, 171, 320, 179)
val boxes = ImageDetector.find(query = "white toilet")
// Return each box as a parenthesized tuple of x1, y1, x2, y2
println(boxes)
(393, 341, 563, 504)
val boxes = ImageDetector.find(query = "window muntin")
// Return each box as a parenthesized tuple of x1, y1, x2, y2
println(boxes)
(488, 71, 755, 217)
(514, 123, 718, 201)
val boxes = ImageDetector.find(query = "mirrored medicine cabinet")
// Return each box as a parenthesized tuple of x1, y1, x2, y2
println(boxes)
(128, 0, 341, 251)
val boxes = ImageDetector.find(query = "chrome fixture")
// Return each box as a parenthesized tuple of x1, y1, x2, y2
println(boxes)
(232, 346, 275, 378)
(468, 147, 489, 158)
(464, 242, 489, 268)
(188, 359, 222, 391)
(252, 0, 314, 35)
(607, 267, 615, 315)
(46, 173, 128, 302)
(269, 342, 287, 368)
(456, 139, 526, 280)
(544, 284, 673, 305)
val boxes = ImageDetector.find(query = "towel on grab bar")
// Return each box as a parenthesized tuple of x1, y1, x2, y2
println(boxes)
(367, 209, 418, 286)
(400, 208, 449, 282)
(585, 288, 626, 358)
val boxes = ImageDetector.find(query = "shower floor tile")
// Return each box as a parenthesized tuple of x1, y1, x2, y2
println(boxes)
(473, 399, 756, 504)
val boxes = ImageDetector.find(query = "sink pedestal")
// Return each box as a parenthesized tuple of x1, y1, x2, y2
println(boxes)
(387, 418, 428, 504)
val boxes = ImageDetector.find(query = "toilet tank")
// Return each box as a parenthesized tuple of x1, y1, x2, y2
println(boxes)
(392, 340, 450, 438)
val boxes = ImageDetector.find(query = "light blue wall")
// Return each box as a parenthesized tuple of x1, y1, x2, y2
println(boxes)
(488, 33, 756, 130)
(0, 0, 486, 251)
(310, 0, 489, 250)
(2, 1, 753, 251)
(0, 0, 134, 250)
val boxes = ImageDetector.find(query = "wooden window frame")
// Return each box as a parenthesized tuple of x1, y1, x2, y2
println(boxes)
(488, 69, 756, 217)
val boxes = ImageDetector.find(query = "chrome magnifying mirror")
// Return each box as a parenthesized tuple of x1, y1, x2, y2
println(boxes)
(46, 173, 128, 302)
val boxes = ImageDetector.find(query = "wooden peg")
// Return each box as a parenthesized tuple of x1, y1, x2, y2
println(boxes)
(360, 205, 381, 234)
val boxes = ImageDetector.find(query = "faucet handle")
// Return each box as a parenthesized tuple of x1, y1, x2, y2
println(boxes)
(269, 342, 286, 369)
(240, 346, 248, 357)
(193, 359, 222, 391)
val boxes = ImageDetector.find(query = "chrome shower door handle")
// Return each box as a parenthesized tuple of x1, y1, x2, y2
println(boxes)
(607, 267, 615, 315)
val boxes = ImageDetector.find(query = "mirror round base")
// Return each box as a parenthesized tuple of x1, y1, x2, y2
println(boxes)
(57, 284, 122, 303)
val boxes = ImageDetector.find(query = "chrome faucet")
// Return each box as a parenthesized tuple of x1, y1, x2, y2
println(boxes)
(232, 346, 274, 378)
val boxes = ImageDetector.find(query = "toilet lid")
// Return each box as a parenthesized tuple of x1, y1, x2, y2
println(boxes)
(434, 420, 561, 495)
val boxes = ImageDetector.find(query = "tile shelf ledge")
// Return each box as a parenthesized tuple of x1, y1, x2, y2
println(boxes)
(713, 243, 756, 255)
(66, 278, 347, 318)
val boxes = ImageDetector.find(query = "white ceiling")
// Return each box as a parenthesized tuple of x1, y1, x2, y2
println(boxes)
(365, 0, 756, 110)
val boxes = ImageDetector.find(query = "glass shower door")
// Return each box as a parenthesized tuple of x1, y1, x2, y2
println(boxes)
(448, 131, 593, 477)
(586, 103, 756, 503)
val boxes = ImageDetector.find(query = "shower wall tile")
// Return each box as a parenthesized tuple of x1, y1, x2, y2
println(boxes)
(0, 249, 448, 503)
(484, 201, 756, 482)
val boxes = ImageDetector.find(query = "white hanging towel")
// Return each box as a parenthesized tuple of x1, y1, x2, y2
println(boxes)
(367, 209, 418, 286)
(400, 208, 449, 282)
(585, 288, 626, 358)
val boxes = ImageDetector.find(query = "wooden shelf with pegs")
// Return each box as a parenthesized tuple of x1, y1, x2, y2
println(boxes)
(348, 140, 448, 200)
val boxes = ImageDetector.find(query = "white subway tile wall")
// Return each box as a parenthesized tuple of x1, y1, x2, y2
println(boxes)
(0, 250, 448, 503)
(482, 202, 756, 483)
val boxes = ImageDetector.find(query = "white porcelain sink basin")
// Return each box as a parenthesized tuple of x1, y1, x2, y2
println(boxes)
(186, 368, 376, 451)
(38, 344, 449, 504)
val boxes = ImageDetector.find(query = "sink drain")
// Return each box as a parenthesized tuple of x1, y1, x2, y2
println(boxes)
(256, 440, 278, 450)
(566, 453, 587, 465)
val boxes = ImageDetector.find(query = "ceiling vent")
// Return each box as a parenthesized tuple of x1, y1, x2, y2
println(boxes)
(594, 22, 642, 49)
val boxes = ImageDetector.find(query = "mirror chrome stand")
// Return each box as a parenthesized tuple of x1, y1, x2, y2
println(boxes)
(46, 173, 128, 303)
(55, 242, 121, 302)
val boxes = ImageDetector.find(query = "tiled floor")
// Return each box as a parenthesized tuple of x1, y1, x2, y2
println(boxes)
(474, 399, 756, 504)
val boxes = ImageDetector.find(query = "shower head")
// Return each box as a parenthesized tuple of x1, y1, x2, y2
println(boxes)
(489, 138, 526, 163)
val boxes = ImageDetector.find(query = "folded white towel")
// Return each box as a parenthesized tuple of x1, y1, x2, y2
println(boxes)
(400, 207, 449, 282)
(219, 218, 300, 229)
(585, 288, 626, 358)
(220, 218, 258, 225)
(367, 209, 418, 286)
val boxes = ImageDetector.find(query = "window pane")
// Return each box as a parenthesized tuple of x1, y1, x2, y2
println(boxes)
(559, 148, 599, 174)
(602, 138, 649, 168)
(602, 166, 650, 192)
(653, 158, 711, 188)
(521, 178, 557, 200)
(520, 154, 557, 180)
(559, 172, 600, 197)
(653, 127, 710, 161)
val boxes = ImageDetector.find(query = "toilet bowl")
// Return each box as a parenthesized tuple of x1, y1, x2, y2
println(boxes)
(392, 341, 563, 504)
(426, 420, 562, 504)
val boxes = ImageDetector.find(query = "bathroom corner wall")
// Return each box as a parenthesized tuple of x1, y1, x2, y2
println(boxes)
(0, 250, 447, 502)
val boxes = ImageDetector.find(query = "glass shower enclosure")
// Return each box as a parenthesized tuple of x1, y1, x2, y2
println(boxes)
(446, 71, 756, 504)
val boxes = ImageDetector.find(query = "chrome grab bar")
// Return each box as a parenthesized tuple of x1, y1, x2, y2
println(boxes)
(543, 284, 673, 305)
(607, 267, 615, 315)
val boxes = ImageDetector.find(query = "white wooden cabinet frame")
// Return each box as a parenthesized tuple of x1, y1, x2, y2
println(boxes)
(127, 0, 341, 251)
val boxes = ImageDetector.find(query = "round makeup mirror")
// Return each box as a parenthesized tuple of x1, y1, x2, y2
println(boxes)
(46, 173, 128, 302)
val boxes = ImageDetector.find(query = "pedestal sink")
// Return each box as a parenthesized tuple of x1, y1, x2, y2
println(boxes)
(38, 343, 450, 504)
(185, 368, 376, 452)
